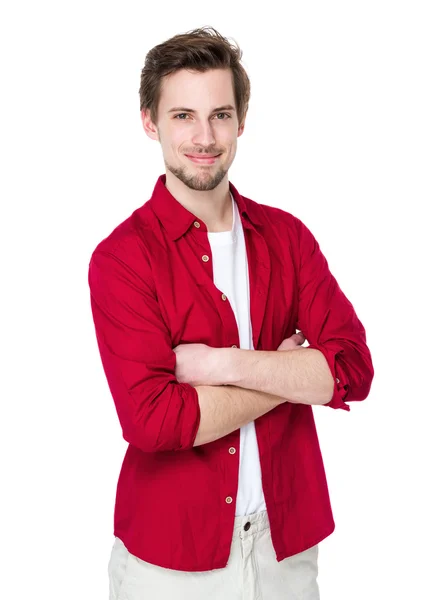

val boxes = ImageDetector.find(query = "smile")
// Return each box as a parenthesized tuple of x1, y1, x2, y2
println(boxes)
(185, 154, 221, 165)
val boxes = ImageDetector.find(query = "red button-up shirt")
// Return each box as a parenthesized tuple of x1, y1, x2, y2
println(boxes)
(88, 173, 374, 571)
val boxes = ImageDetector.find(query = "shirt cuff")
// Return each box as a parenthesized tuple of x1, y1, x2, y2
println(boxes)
(179, 383, 202, 449)
(308, 344, 351, 411)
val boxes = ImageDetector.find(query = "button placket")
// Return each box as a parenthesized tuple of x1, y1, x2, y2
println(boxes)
(193, 235, 241, 347)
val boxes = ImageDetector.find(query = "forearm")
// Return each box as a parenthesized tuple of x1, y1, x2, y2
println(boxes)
(192, 385, 285, 447)
(224, 347, 335, 406)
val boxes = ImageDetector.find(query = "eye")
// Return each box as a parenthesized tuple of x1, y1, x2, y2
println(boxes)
(174, 113, 231, 120)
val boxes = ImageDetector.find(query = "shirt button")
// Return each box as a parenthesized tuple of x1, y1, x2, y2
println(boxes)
(225, 496, 233, 504)
(336, 378, 340, 384)
(221, 293, 227, 301)
(243, 521, 251, 531)
(202, 255, 210, 262)
(229, 447, 236, 454)
(193, 221, 201, 228)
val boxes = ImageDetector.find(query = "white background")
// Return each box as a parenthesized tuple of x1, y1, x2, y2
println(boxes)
(1, 1, 437, 598)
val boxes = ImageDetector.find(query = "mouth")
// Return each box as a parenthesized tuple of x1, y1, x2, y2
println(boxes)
(185, 153, 221, 165)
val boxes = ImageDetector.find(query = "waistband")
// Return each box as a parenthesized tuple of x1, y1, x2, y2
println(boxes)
(232, 509, 270, 539)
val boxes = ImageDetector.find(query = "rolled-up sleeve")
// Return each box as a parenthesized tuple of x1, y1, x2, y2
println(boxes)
(88, 240, 200, 451)
(295, 218, 374, 411)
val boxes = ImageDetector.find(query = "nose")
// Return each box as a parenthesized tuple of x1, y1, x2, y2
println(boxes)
(192, 120, 216, 148)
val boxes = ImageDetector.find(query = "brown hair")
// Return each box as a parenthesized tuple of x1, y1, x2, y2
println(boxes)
(139, 26, 251, 128)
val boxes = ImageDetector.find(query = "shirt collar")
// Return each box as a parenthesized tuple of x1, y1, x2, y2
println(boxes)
(147, 174, 262, 241)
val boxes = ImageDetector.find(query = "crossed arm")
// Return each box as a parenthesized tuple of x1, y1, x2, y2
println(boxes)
(173, 341, 335, 407)
(172, 337, 336, 447)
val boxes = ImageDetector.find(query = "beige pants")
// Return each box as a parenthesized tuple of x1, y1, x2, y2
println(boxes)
(108, 509, 320, 600)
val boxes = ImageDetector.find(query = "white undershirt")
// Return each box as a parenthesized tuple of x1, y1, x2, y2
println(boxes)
(207, 193, 267, 516)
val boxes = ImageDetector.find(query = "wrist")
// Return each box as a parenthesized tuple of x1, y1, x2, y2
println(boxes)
(216, 347, 241, 385)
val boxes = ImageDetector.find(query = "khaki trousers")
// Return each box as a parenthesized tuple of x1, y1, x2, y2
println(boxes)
(108, 509, 320, 600)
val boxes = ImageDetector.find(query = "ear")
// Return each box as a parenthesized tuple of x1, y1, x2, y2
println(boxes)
(141, 109, 160, 141)
(237, 115, 246, 137)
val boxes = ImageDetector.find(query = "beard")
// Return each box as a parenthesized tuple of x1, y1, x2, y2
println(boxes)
(164, 157, 228, 191)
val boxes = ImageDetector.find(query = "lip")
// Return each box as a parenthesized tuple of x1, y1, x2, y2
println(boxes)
(185, 153, 221, 164)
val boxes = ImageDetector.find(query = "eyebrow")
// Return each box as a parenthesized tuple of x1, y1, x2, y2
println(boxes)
(168, 105, 236, 114)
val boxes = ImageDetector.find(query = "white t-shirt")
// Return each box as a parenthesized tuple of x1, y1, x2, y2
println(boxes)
(207, 192, 267, 516)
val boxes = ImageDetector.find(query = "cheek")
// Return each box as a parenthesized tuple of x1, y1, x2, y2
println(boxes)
(224, 144, 237, 160)
(172, 135, 189, 153)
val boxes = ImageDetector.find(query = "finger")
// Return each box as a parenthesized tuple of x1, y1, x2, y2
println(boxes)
(293, 332, 306, 345)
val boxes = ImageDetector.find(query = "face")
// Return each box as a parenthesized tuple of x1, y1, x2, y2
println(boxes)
(141, 68, 245, 191)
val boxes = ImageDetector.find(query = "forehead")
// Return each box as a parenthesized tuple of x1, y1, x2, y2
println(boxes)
(159, 68, 235, 107)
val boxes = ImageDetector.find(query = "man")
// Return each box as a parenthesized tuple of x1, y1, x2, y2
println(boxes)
(88, 26, 374, 600)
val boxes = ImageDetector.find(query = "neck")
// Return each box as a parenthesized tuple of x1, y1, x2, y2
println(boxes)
(165, 170, 233, 232)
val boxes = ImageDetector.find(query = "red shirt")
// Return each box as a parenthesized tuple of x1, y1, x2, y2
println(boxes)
(88, 173, 374, 571)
